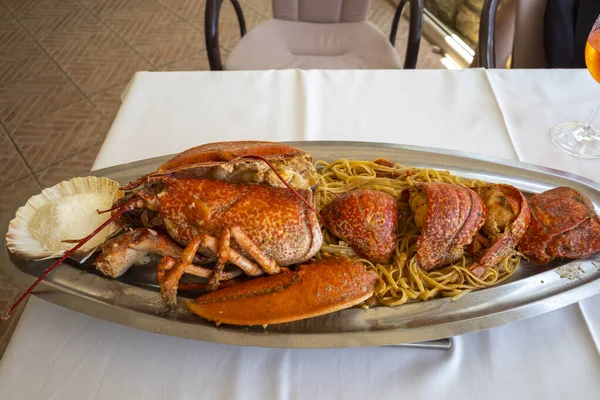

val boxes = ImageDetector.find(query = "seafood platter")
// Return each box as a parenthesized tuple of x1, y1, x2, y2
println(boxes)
(2, 141, 600, 348)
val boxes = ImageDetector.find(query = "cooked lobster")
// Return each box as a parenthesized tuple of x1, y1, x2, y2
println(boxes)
(321, 189, 398, 264)
(468, 184, 531, 275)
(95, 141, 324, 303)
(519, 187, 600, 264)
(407, 182, 487, 270)
(186, 257, 378, 326)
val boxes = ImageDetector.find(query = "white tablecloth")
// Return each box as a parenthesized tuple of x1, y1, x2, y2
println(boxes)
(1, 69, 599, 400)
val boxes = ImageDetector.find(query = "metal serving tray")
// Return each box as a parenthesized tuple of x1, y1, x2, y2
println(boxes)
(2, 142, 599, 348)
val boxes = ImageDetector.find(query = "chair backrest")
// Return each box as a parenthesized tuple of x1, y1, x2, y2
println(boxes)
(511, 0, 547, 68)
(479, 0, 548, 68)
(272, 0, 370, 23)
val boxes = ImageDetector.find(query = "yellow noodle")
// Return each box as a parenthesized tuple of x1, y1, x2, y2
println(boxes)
(316, 159, 521, 307)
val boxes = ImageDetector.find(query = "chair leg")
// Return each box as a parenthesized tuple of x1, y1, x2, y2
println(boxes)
(404, 0, 423, 69)
(389, 0, 408, 47)
(205, 0, 248, 71)
(205, 0, 225, 70)
(230, 0, 247, 37)
(390, 0, 423, 69)
(478, 0, 503, 68)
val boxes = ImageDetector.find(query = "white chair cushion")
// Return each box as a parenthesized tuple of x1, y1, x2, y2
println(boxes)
(273, 0, 370, 23)
(224, 20, 402, 70)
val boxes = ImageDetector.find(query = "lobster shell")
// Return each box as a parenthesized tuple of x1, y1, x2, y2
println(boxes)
(409, 182, 487, 270)
(186, 257, 378, 326)
(321, 189, 398, 263)
(518, 187, 600, 264)
(153, 141, 318, 190)
(158, 141, 310, 171)
(471, 184, 531, 273)
(133, 176, 323, 267)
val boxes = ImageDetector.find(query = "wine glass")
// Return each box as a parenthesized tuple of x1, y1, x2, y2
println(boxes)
(550, 15, 600, 159)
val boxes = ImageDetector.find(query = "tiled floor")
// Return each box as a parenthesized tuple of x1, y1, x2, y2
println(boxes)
(0, 0, 444, 358)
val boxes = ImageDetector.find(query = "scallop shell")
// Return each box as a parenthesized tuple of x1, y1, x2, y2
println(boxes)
(6, 176, 123, 263)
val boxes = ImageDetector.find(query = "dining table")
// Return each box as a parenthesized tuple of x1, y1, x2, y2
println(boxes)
(0, 68, 599, 400)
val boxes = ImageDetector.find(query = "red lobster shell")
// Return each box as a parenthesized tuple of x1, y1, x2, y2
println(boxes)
(518, 187, 600, 264)
(408, 182, 487, 270)
(154, 141, 317, 190)
(321, 189, 398, 263)
(186, 257, 378, 326)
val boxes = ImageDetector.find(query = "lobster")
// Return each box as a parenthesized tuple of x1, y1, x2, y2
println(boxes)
(98, 174, 324, 303)
(3, 141, 378, 326)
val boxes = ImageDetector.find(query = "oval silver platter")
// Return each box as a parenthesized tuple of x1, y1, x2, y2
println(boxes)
(2, 141, 600, 348)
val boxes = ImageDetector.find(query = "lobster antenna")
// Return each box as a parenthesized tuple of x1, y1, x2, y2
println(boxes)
(242, 155, 327, 228)
(1, 197, 137, 322)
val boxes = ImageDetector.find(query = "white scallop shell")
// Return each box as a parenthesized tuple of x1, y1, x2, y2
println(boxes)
(5, 176, 123, 263)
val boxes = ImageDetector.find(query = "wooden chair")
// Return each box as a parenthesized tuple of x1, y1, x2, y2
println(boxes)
(205, 0, 423, 71)
(478, 0, 548, 68)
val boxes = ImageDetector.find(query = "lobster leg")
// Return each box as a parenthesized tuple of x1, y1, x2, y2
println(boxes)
(157, 256, 177, 287)
(193, 234, 263, 276)
(158, 232, 272, 304)
(230, 226, 280, 274)
(95, 228, 212, 278)
(208, 229, 231, 291)
(157, 256, 242, 282)
(159, 235, 209, 304)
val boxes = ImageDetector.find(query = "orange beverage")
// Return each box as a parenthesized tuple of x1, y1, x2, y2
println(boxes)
(585, 29, 600, 82)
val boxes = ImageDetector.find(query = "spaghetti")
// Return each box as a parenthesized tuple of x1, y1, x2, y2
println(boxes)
(315, 159, 521, 307)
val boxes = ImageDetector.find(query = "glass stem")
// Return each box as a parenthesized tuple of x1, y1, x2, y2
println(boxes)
(584, 95, 600, 128)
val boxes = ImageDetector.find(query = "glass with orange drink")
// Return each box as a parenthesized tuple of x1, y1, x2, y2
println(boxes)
(550, 15, 600, 158)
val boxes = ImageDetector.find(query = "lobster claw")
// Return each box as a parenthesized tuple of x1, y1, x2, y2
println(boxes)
(186, 257, 378, 326)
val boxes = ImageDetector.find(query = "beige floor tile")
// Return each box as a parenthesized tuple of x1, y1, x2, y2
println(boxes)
(63, 44, 150, 95)
(81, 0, 153, 19)
(35, 143, 102, 186)
(14, 0, 89, 41)
(0, 125, 30, 187)
(0, 275, 24, 361)
(100, 1, 183, 41)
(240, 0, 273, 18)
(0, 178, 36, 360)
(42, 23, 152, 95)
(0, 174, 42, 214)
(11, 99, 109, 172)
(0, 14, 57, 88)
(1, 0, 53, 17)
(158, 0, 207, 21)
(0, 64, 82, 132)
(36, 8, 108, 58)
(90, 83, 127, 120)
(0, 48, 56, 90)
(36, 8, 152, 94)
(0, 12, 35, 52)
(160, 50, 213, 71)
(129, 20, 205, 68)
(0, 1, 11, 19)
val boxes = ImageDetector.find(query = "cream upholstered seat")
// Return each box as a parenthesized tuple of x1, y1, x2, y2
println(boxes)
(205, 0, 423, 71)
(225, 20, 402, 70)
